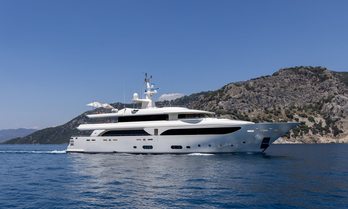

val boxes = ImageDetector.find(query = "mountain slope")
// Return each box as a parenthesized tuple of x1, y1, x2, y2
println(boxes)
(164, 67, 348, 143)
(5, 103, 132, 144)
(0, 128, 37, 143)
(5, 66, 348, 144)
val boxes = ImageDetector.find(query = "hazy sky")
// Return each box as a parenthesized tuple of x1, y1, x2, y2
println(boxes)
(0, 0, 348, 129)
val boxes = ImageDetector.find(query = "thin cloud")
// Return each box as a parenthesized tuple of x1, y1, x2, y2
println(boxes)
(158, 93, 185, 101)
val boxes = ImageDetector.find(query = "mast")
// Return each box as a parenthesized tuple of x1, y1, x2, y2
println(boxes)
(132, 73, 158, 109)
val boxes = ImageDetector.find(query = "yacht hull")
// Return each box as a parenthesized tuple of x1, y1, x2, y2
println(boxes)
(67, 122, 298, 154)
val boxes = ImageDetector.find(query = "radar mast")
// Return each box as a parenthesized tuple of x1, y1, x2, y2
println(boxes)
(132, 73, 158, 109)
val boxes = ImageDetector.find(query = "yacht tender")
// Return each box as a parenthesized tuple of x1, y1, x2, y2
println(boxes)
(67, 74, 298, 153)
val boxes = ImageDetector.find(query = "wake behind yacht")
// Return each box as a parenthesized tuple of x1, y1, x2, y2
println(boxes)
(67, 74, 298, 153)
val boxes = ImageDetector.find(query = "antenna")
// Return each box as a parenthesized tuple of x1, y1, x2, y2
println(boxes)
(122, 80, 126, 109)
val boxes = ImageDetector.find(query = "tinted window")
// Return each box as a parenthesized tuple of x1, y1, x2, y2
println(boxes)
(161, 127, 241, 135)
(178, 114, 209, 119)
(118, 114, 169, 122)
(260, 137, 271, 149)
(102, 130, 150, 136)
(171, 145, 183, 149)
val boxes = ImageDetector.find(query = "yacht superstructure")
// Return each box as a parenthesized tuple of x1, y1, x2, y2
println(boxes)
(67, 74, 298, 153)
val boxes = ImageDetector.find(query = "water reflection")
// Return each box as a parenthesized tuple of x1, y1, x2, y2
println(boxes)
(64, 145, 348, 208)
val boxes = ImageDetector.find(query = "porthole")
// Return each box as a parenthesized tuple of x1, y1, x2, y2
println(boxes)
(208, 144, 211, 147)
(86, 139, 90, 141)
(198, 144, 201, 147)
(91, 139, 96, 141)
(242, 141, 246, 144)
(186, 146, 191, 149)
(133, 146, 137, 149)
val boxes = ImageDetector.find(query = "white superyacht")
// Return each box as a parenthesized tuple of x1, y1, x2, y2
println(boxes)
(67, 74, 298, 153)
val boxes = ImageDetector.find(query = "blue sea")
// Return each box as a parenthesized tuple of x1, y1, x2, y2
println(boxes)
(0, 144, 347, 209)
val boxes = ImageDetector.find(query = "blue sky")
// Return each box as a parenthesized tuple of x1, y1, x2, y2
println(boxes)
(0, 0, 347, 129)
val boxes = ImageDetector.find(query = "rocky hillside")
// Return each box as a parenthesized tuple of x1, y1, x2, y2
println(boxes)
(5, 66, 348, 144)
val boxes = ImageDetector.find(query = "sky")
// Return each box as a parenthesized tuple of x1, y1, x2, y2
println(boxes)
(0, 0, 348, 129)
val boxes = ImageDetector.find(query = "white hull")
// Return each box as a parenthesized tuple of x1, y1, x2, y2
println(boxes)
(69, 75, 299, 154)
(67, 123, 298, 154)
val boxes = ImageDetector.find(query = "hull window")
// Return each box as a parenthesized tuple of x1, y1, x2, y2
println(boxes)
(143, 145, 153, 149)
(102, 130, 151, 136)
(161, 127, 241, 135)
(171, 145, 183, 149)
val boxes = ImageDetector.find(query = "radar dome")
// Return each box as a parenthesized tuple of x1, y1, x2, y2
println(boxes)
(133, 93, 139, 100)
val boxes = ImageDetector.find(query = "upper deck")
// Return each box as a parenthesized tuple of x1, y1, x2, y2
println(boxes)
(87, 107, 214, 119)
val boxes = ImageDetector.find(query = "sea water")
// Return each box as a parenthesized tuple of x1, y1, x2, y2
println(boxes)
(0, 144, 347, 209)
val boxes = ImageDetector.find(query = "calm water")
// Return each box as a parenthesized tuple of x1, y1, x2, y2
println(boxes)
(0, 144, 347, 209)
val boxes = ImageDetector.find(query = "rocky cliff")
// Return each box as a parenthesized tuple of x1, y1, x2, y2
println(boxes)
(5, 66, 348, 144)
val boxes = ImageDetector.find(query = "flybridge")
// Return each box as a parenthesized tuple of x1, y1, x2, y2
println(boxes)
(86, 107, 214, 119)
(86, 73, 159, 112)
(85, 73, 214, 119)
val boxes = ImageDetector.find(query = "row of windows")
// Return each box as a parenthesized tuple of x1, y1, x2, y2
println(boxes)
(101, 127, 241, 137)
(178, 114, 210, 119)
(116, 114, 211, 123)
(102, 130, 151, 136)
(118, 114, 169, 122)
(161, 127, 241, 135)
(84, 138, 243, 148)
(133, 144, 237, 150)
(80, 141, 241, 149)
(103, 139, 118, 142)
(87, 138, 154, 142)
